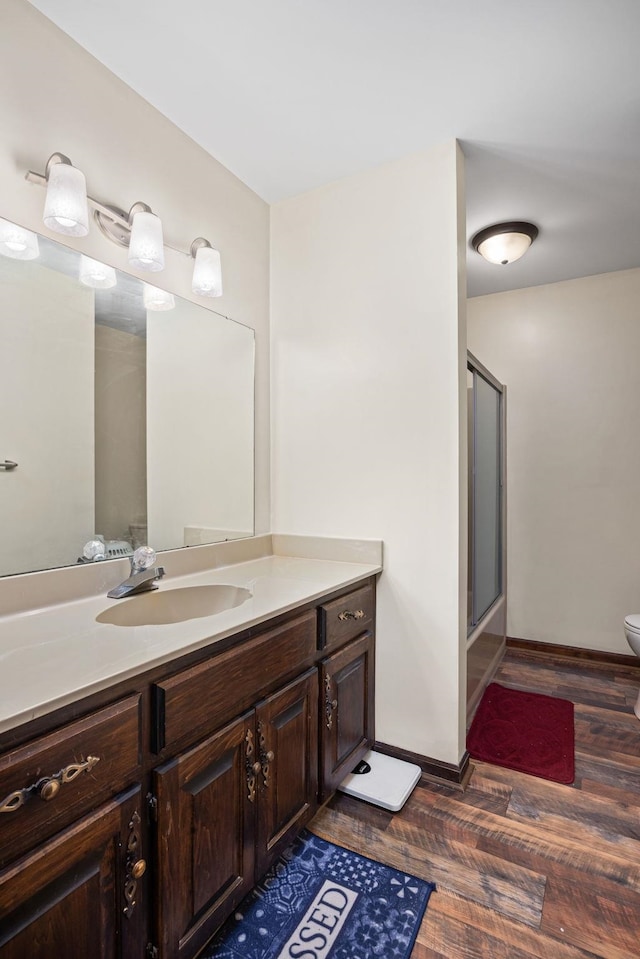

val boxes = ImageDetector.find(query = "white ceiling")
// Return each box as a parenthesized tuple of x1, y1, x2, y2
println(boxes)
(27, 0, 640, 296)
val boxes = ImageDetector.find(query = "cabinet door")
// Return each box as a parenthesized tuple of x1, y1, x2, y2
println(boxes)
(320, 632, 375, 800)
(154, 712, 255, 959)
(0, 786, 145, 959)
(255, 669, 318, 876)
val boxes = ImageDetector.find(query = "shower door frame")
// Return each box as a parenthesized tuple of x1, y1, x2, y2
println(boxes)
(466, 351, 507, 715)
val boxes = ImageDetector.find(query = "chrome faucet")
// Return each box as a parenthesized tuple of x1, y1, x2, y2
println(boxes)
(107, 546, 165, 599)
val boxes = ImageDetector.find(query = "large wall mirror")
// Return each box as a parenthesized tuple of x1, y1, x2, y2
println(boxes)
(0, 223, 255, 578)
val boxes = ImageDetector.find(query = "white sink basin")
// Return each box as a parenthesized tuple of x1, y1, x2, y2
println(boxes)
(96, 584, 252, 627)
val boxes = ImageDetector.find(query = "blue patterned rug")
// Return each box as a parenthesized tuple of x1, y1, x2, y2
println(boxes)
(201, 829, 435, 959)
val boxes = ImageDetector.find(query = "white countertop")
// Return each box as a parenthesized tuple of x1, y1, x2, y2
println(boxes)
(0, 545, 381, 735)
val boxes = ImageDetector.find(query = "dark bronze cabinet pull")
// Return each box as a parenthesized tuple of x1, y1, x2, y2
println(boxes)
(245, 729, 260, 803)
(0, 755, 100, 814)
(338, 608, 365, 622)
(257, 720, 275, 788)
(324, 675, 338, 730)
(123, 810, 146, 919)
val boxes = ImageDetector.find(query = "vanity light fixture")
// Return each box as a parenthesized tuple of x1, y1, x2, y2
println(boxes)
(25, 153, 222, 293)
(0, 217, 39, 260)
(42, 154, 89, 237)
(191, 238, 223, 298)
(472, 221, 538, 266)
(143, 283, 175, 311)
(79, 254, 117, 289)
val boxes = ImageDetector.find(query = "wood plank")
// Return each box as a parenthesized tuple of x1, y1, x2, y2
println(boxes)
(416, 905, 546, 959)
(573, 753, 640, 794)
(507, 780, 640, 855)
(541, 876, 640, 959)
(311, 805, 546, 927)
(424, 890, 601, 959)
(422, 794, 640, 893)
(580, 777, 640, 808)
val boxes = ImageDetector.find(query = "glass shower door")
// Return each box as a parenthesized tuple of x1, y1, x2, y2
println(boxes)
(468, 361, 503, 630)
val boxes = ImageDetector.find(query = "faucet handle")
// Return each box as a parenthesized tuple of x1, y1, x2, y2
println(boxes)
(83, 539, 107, 562)
(132, 545, 156, 571)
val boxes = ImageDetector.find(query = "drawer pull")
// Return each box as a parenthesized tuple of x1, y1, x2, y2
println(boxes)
(338, 608, 365, 622)
(324, 675, 338, 730)
(257, 720, 275, 788)
(0, 755, 100, 814)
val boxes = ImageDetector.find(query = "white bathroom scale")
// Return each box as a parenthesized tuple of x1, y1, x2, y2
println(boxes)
(338, 750, 422, 812)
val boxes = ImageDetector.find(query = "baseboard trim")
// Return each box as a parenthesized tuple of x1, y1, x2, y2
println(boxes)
(507, 636, 640, 669)
(374, 741, 472, 790)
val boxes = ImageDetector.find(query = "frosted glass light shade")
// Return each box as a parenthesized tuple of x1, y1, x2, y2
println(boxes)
(43, 163, 89, 237)
(477, 231, 533, 265)
(79, 255, 117, 289)
(0, 218, 39, 259)
(192, 246, 222, 297)
(472, 221, 538, 266)
(143, 283, 175, 311)
(128, 211, 164, 272)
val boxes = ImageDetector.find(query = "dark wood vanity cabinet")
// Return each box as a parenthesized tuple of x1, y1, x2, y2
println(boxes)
(320, 633, 375, 799)
(153, 669, 319, 959)
(0, 786, 146, 959)
(0, 577, 375, 959)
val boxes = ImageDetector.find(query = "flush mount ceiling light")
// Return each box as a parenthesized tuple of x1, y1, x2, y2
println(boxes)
(472, 221, 538, 266)
(25, 153, 222, 293)
(0, 217, 39, 260)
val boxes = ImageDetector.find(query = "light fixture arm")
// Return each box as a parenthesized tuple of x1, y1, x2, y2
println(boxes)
(190, 237, 212, 258)
(44, 153, 73, 177)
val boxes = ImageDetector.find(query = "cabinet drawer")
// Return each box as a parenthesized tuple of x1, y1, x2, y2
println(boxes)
(318, 584, 374, 652)
(0, 694, 141, 868)
(153, 611, 317, 754)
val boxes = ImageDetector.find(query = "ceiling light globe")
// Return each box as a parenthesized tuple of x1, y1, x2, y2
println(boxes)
(0, 218, 40, 260)
(128, 211, 165, 272)
(192, 246, 222, 297)
(477, 232, 532, 265)
(472, 221, 538, 266)
(43, 162, 89, 237)
(79, 255, 117, 289)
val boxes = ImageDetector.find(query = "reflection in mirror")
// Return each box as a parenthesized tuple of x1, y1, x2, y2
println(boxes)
(0, 223, 255, 578)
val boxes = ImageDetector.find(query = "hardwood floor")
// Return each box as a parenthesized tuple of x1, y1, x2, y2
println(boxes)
(310, 648, 640, 958)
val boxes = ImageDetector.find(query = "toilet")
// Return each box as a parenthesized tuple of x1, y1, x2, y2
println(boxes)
(623, 614, 640, 719)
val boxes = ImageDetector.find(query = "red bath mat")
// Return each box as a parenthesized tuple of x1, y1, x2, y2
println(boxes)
(467, 683, 575, 784)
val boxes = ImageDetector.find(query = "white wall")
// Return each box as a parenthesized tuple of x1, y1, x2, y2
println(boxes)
(271, 142, 467, 766)
(468, 268, 640, 654)
(95, 324, 146, 542)
(0, 0, 270, 535)
(0, 258, 94, 575)
(146, 300, 254, 550)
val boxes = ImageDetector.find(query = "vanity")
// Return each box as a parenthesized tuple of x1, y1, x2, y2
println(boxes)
(0, 539, 380, 959)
